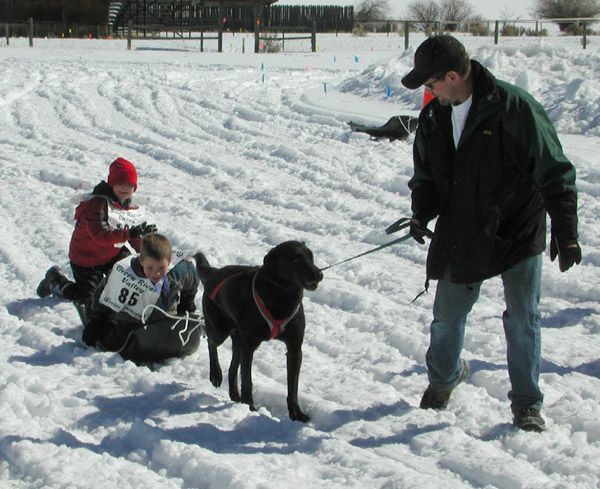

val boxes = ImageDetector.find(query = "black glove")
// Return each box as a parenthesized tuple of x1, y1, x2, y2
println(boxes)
(129, 222, 157, 239)
(409, 218, 433, 245)
(177, 302, 197, 316)
(177, 290, 198, 316)
(550, 234, 581, 272)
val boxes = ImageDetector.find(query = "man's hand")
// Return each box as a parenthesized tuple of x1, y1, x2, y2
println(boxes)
(410, 218, 433, 244)
(550, 235, 582, 272)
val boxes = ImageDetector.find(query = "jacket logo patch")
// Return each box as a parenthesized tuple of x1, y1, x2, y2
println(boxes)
(483, 129, 492, 136)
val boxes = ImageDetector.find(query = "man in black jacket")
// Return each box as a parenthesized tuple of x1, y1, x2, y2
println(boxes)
(401, 35, 581, 432)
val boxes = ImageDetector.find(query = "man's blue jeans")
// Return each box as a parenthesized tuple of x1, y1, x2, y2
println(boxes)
(426, 254, 543, 410)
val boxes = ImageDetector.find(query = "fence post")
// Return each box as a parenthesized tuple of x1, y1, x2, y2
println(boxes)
(404, 21, 409, 50)
(494, 20, 499, 45)
(200, 31, 204, 52)
(29, 18, 33, 47)
(127, 20, 132, 50)
(5, 24, 8, 46)
(242, 36, 245, 53)
(311, 21, 316, 52)
(582, 21, 587, 49)
(218, 4, 224, 53)
(254, 4, 260, 53)
(386, 20, 390, 37)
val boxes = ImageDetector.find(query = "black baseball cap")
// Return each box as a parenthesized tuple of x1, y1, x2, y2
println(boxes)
(401, 35, 468, 89)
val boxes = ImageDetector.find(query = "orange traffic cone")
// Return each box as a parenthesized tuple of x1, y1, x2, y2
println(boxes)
(422, 89, 435, 107)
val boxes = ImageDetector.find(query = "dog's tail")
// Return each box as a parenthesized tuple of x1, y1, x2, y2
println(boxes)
(193, 252, 214, 286)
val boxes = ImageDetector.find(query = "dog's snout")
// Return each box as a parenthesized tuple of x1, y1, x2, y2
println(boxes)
(303, 264, 323, 291)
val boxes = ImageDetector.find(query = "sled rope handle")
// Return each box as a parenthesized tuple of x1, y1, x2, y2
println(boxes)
(398, 116, 412, 135)
(141, 304, 205, 346)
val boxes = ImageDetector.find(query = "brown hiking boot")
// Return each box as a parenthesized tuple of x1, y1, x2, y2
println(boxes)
(512, 407, 546, 432)
(420, 359, 470, 410)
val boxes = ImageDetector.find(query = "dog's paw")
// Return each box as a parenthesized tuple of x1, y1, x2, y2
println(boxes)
(210, 370, 223, 388)
(289, 407, 310, 423)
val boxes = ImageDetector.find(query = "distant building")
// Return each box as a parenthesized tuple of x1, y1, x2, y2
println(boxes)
(0, 1, 354, 37)
(0, 0, 110, 23)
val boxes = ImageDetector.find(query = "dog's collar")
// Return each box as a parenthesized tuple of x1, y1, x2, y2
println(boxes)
(257, 269, 295, 290)
(252, 273, 300, 339)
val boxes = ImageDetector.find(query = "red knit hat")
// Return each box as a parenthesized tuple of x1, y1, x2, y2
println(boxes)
(108, 157, 138, 191)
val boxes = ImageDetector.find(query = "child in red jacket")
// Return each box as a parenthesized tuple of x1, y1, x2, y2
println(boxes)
(37, 157, 157, 322)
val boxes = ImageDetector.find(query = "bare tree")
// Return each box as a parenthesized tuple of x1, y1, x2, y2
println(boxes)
(532, 0, 600, 30)
(533, 0, 600, 18)
(407, 0, 442, 32)
(499, 6, 517, 20)
(440, 0, 473, 30)
(356, 0, 390, 21)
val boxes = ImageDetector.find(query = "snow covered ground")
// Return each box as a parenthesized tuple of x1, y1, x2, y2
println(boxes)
(0, 31, 599, 488)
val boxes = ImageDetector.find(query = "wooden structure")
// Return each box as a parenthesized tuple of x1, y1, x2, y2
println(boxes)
(0, 0, 110, 23)
(112, 1, 278, 38)
(1, 0, 354, 45)
(0, 0, 110, 37)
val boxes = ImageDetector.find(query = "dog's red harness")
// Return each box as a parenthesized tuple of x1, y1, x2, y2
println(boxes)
(208, 272, 242, 302)
(252, 274, 300, 339)
(207, 271, 300, 340)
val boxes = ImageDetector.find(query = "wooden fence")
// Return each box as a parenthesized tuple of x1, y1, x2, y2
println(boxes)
(359, 17, 598, 50)
(4, 16, 597, 50)
(112, 4, 353, 35)
(3, 19, 108, 39)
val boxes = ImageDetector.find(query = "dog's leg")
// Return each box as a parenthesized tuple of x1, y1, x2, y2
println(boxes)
(204, 306, 232, 389)
(228, 333, 241, 403)
(207, 338, 223, 388)
(239, 345, 256, 411)
(286, 347, 309, 422)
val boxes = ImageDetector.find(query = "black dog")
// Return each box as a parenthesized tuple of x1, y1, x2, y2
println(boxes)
(196, 241, 323, 422)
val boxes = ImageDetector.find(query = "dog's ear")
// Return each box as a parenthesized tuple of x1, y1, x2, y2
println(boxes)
(263, 247, 277, 267)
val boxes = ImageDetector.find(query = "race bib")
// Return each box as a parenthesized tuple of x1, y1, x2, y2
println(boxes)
(107, 203, 145, 248)
(99, 257, 160, 321)
(107, 204, 145, 230)
(99, 251, 194, 320)
(170, 249, 190, 267)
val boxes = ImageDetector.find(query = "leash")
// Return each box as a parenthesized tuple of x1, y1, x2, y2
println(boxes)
(320, 218, 420, 271)
(320, 217, 434, 302)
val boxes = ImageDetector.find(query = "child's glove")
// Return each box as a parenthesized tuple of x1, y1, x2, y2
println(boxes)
(129, 222, 158, 238)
